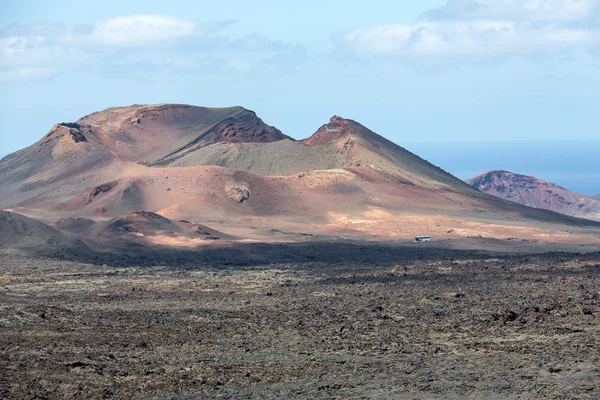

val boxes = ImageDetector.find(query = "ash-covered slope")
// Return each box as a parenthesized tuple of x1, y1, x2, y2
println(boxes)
(101, 211, 227, 240)
(0, 108, 478, 213)
(467, 171, 600, 221)
(169, 115, 478, 194)
(0, 121, 121, 210)
(2, 104, 599, 246)
(0, 104, 289, 210)
(303, 116, 477, 193)
(0, 210, 90, 256)
(77, 104, 290, 164)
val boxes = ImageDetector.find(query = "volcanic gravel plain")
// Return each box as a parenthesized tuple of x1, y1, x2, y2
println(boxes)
(1, 243, 599, 400)
(2, 104, 600, 399)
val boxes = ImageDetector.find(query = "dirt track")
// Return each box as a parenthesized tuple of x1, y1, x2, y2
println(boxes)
(1, 246, 600, 399)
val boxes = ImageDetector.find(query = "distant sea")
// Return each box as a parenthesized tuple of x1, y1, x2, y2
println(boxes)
(405, 139, 600, 197)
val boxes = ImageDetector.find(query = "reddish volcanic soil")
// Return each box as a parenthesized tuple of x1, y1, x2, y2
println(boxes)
(77, 104, 290, 165)
(467, 171, 600, 222)
(1, 104, 599, 250)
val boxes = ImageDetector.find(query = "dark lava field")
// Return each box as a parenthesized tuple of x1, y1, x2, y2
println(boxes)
(1, 245, 599, 399)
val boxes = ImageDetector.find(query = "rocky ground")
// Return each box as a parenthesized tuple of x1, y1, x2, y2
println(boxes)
(1, 245, 599, 399)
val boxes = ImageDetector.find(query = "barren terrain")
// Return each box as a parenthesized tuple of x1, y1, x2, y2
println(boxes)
(4, 104, 599, 249)
(2, 104, 600, 399)
(1, 244, 600, 399)
(467, 171, 600, 221)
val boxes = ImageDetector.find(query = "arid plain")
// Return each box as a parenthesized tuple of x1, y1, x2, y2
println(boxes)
(1, 104, 599, 399)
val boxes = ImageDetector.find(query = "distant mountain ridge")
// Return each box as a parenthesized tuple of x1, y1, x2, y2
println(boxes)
(1, 104, 598, 247)
(0, 104, 480, 216)
(594, 193, 600, 200)
(467, 170, 600, 221)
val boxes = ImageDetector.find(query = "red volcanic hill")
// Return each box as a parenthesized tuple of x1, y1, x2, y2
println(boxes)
(73, 104, 289, 164)
(0, 105, 288, 212)
(1, 104, 599, 246)
(0, 106, 477, 213)
(467, 171, 600, 221)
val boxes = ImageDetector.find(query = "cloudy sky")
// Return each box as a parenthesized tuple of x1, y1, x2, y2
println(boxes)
(1, 0, 599, 194)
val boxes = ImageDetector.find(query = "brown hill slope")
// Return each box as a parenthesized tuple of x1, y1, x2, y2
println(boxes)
(0, 105, 288, 211)
(78, 104, 291, 165)
(0, 109, 478, 213)
(168, 115, 477, 193)
(1, 105, 599, 247)
(0, 122, 121, 210)
(467, 171, 600, 221)
(101, 210, 226, 240)
(304, 116, 476, 192)
(0, 211, 90, 256)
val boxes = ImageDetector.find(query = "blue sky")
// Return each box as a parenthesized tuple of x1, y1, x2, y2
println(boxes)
(1, 0, 599, 194)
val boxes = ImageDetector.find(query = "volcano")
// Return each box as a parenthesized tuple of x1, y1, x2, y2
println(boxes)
(467, 171, 600, 222)
(1, 104, 599, 247)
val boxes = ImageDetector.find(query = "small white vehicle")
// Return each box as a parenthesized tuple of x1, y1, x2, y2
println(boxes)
(414, 236, 431, 243)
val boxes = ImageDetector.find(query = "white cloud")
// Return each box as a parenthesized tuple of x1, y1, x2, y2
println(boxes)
(0, 16, 301, 83)
(426, 0, 600, 22)
(335, 22, 600, 59)
(334, 0, 600, 61)
(0, 15, 231, 75)
(86, 15, 201, 47)
(0, 33, 87, 84)
(0, 36, 85, 69)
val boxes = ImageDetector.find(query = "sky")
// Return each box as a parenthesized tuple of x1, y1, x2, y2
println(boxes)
(1, 0, 599, 195)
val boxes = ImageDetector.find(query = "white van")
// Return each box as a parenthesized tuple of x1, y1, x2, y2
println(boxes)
(414, 236, 431, 243)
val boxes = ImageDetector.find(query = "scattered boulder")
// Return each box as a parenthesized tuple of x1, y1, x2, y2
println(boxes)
(227, 182, 251, 203)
